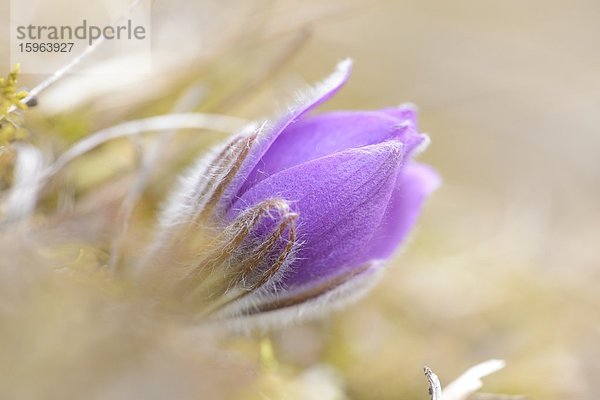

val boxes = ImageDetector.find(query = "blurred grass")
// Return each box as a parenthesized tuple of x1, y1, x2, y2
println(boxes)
(1, 0, 599, 399)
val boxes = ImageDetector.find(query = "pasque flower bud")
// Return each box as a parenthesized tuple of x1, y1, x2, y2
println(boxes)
(149, 60, 439, 328)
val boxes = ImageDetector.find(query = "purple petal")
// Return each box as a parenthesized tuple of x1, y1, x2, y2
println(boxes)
(361, 162, 441, 260)
(380, 103, 418, 126)
(220, 60, 353, 211)
(239, 110, 414, 191)
(230, 140, 405, 287)
(381, 104, 429, 156)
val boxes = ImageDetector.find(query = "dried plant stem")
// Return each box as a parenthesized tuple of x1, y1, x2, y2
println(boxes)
(424, 360, 507, 400)
(45, 113, 247, 179)
(2, 0, 143, 122)
(19, 38, 104, 108)
(442, 360, 506, 400)
(2, 113, 245, 225)
(424, 367, 443, 400)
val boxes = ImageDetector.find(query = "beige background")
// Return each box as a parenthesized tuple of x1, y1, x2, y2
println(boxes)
(1, 0, 599, 399)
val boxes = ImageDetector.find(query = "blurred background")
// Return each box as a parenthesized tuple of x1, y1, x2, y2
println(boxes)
(1, 0, 599, 399)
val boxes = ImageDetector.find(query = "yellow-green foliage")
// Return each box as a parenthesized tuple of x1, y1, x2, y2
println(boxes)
(0, 65, 29, 147)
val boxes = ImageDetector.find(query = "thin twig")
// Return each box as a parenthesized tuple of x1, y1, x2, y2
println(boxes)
(44, 113, 247, 179)
(2, 0, 144, 122)
(424, 367, 443, 400)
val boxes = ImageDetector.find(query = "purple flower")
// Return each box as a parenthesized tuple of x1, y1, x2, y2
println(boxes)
(151, 60, 439, 326)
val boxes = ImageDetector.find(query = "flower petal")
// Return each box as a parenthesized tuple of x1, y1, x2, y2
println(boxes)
(381, 104, 429, 155)
(240, 110, 414, 191)
(230, 139, 404, 287)
(220, 60, 353, 211)
(361, 162, 440, 260)
(380, 103, 418, 126)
